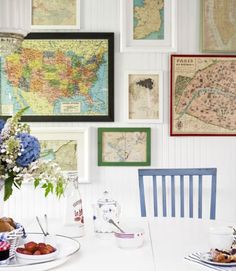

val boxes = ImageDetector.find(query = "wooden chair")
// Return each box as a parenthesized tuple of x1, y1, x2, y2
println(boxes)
(138, 168, 217, 219)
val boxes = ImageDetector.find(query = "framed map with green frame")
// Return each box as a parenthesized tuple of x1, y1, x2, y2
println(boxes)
(98, 127, 151, 166)
(0, 32, 114, 122)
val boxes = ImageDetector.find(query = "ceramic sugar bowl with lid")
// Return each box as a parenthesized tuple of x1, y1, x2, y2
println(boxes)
(93, 191, 121, 233)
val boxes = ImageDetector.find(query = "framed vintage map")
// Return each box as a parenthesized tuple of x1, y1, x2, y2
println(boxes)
(31, 127, 90, 183)
(120, 0, 177, 52)
(201, 0, 236, 52)
(0, 32, 114, 122)
(127, 71, 163, 123)
(98, 128, 151, 166)
(170, 55, 236, 136)
(31, 0, 80, 30)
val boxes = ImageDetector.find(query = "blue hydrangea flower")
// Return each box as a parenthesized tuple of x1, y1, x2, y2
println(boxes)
(16, 133, 41, 167)
(0, 119, 5, 133)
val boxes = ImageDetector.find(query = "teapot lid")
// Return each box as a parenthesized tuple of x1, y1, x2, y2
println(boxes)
(97, 191, 116, 205)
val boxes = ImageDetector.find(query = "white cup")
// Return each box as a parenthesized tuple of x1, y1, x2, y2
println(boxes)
(209, 226, 234, 250)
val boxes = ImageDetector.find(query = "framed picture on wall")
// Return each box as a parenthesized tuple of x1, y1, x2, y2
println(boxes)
(170, 54, 236, 136)
(98, 127, 151, 166)
(0, 32, 114, 122)
(200, 0, 236, 53)
(31, 0, 80, 30)
(120, 0, 177, 52)
(126, 71, 163, 123)
(31, 127, 90, 183)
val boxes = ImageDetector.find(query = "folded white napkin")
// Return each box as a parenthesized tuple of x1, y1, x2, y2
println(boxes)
(185, 252, 236, 271)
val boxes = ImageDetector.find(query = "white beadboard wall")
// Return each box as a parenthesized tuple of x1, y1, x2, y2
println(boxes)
(1, 0, 236, 222)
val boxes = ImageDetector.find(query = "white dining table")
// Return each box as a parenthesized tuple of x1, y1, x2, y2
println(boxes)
(17, 217, 236, 271)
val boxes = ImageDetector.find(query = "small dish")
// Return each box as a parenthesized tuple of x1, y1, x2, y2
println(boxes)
(114, 228, 144, 249)
(200, 252, 236, 266)
(15, 245, 58, 264)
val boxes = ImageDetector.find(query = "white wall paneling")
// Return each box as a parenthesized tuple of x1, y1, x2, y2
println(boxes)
(1, 0, 236, 223)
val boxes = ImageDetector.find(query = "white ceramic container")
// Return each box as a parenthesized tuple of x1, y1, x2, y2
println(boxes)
(114, 228, 144, 249)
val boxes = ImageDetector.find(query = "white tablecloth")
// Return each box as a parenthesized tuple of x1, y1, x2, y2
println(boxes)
(21, 217, 235, 271)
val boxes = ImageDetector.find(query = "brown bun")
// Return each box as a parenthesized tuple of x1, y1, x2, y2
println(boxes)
(0, 217, 15, 228)
(0, 220, 14, 232)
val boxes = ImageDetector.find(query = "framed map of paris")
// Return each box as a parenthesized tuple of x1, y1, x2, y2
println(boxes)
(0, 32, 114, 122)
(120, 0, 177, 52)
(201, 0, 236, 52)
(171, 55, 236, 136)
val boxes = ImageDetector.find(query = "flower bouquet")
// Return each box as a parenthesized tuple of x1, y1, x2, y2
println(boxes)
(0, 108, 66, 201)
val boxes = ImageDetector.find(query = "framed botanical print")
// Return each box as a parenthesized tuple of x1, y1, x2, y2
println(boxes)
(98, 127, 151, 166)
(120, 0, 177, 52)
(31, 0, 80, 30)
(127, 71, 163, 123)
(200, 0, 236, 52)
(0, 32, 114, 122)
(31, 127, 90, 183)
(171, 54, 236, 136)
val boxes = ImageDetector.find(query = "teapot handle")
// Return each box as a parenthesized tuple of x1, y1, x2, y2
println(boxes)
(117, 202, 121, 216)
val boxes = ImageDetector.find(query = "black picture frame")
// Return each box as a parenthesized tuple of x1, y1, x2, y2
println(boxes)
(0, 32, 114, 122)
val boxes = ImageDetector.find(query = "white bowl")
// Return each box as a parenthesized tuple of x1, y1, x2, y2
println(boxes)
(114, 228, 144, 249)
(15, 246, 59, 264)
(209, 226, 234, 250)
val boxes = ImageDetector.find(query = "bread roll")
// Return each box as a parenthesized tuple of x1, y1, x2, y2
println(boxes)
(0, 217, 15, 228)
(0, 220, 14, 232)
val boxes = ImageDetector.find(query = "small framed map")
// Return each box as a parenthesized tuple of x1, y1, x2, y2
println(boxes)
(31, 0, 80, 30)
(171, 55, 236, 136)
(31, 127, 90, 183)
(0, 32, 114, 122)
(98, 128, 151, 166)
(200, 0, 236, 52)
(127, 71, 163, 123)
(120, 0, 177, 52)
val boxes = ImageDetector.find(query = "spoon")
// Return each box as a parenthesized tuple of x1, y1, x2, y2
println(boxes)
(108, 219, 125, 233)
(44, 214, 49, 236)
(36, 216, 47, 236)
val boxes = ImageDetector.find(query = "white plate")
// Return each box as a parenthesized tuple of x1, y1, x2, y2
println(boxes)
(0, 233, 80, 271)
(200, 252, 236, 266)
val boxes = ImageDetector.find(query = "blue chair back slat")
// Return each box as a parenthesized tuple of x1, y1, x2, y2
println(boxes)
(162, 176, 167, 217)
(210, 173, 217, 220)
(138, 168, 217, 219)
(198, 175, 203, 219)
(180, 175, 184, 217)
(171, 175, 175, 217)
(152, 176, 158, 217)
(189, 175, 193, 218)
(138, 174, 146, 217)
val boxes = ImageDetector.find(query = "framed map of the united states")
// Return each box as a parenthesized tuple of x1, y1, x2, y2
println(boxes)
(0, 32, 114, 122)
(171, 55, 236, 136)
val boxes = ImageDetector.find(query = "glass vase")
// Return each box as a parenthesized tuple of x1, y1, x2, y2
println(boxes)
(63, 173, 84, 238)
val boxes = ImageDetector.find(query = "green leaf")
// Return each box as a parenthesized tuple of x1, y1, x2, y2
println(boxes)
(41, 183, 47, 189)
(45, 185, 51, 197)
(34, 178, 40, 188)
(4, 178, 14, 201)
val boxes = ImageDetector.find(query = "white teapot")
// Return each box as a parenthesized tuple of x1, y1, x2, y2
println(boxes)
(93, 191, 121, 233)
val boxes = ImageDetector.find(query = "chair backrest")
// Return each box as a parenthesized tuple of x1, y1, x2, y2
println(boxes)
(138, 168, 217, 219)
